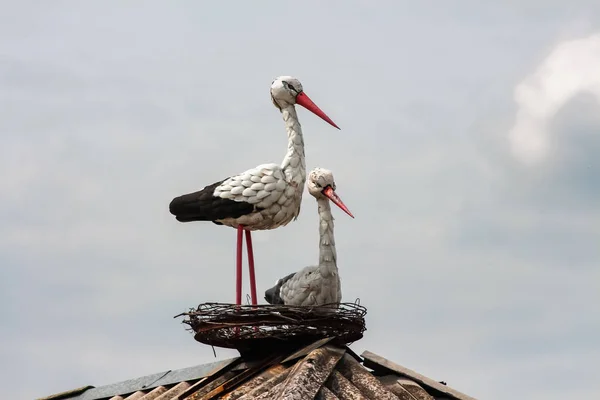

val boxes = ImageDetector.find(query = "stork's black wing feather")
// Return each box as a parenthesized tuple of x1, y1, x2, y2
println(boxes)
(169, 179, 256, 223)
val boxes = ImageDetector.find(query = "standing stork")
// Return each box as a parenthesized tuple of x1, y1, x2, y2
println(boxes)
(169, 76, 339, 305)
(264, 167, 354, 307)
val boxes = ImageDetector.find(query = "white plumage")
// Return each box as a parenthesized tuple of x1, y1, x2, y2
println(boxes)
(169, 76, 340, 305)
(264, 168, 354, 307)
(211, 163, 301, 230)
(170, 77, 338, 230)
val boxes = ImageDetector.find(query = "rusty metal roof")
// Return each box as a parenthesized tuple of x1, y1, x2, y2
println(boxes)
(38, 339, 476, 400)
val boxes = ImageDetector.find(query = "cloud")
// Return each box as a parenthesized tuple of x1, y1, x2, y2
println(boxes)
(509, 32, 600, 164)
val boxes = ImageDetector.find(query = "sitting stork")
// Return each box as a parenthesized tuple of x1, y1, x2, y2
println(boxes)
(169, 77, 339, 305)
(264, 167, 354, 307)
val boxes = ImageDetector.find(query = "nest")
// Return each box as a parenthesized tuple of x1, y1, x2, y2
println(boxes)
(175, 301, 367, 352)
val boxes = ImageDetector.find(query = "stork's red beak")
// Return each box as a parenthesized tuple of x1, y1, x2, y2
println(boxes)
(295, 92, 340, 130)
(322, 186, 354, 218)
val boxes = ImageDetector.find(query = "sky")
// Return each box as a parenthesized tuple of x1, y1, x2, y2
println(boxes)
(1, 1, 599, 399)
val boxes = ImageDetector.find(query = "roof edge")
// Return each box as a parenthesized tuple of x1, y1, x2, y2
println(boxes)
(37, 385, 94, 400)
(361, 350, 478, 400)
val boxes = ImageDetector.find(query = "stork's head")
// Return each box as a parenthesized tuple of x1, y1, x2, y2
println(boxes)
(308, 167, 354, 218)
(270, 76, 340, 129)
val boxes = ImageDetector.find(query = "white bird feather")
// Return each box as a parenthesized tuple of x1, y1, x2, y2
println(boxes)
(265, 168, 354, 307)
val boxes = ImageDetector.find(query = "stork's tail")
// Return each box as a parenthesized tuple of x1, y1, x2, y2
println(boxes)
(264, 284, 283, 305)
(264, 272, 295, 305)
(169, 178, 256, 223)
(169, 191, 214, 222)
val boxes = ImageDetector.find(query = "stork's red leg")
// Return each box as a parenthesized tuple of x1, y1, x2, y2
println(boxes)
(245, 229, 258, 305)
(236, 225, 243, 305)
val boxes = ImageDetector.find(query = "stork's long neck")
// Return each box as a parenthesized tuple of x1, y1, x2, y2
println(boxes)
(317, 197, 338, 277)
(280, 106, 306, 187)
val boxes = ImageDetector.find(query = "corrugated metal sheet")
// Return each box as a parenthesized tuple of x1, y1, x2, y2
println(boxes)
(39, 342, 476, 400)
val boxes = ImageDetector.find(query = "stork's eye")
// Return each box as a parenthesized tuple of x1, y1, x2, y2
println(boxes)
(282, 81, 297, 93)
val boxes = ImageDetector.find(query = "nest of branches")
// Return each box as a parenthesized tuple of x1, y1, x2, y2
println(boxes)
(175, 301, 367, 351)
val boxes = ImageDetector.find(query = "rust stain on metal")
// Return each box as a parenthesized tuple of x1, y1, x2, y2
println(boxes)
(222, 364, 287, 400)
(201, 354, 286, 399)
(325, 370, 367, 400)
(337, 354, 399, 400)
(178, 358, 242, 399)
(237, 367, 291, 400)
(184, 371, 237, 400)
